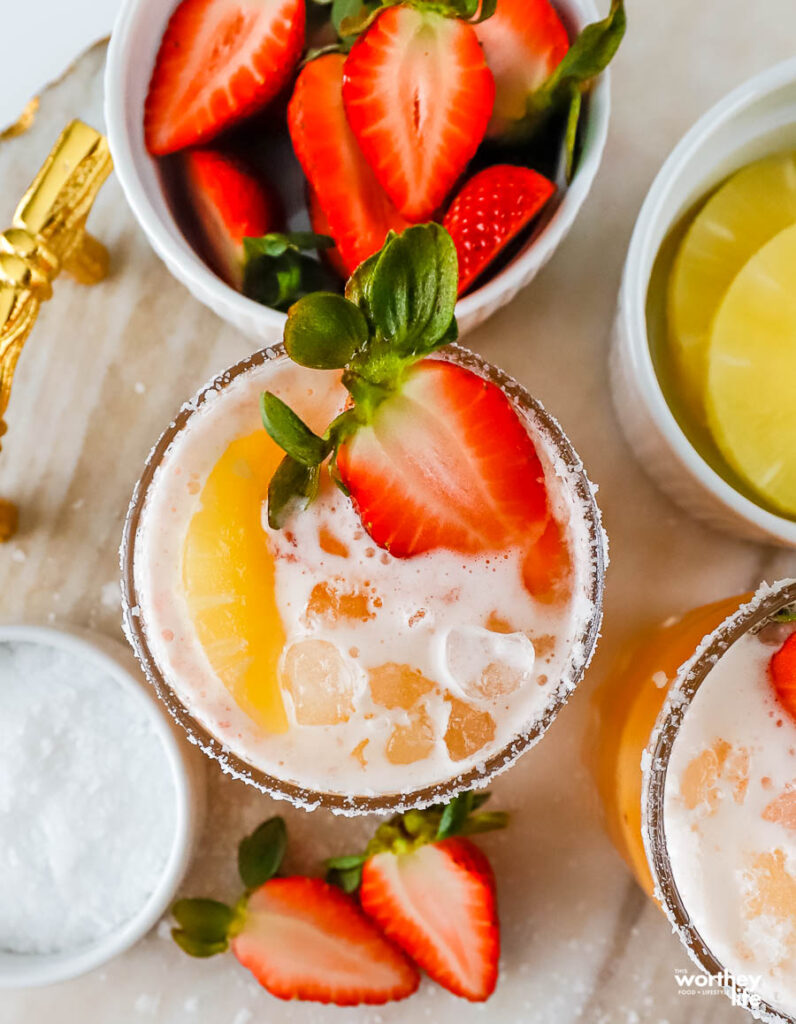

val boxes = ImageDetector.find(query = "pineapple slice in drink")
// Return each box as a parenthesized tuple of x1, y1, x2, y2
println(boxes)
(182, 430, 288, 733)
(668, 152, 796, 423)
(706, 223, 796, 516)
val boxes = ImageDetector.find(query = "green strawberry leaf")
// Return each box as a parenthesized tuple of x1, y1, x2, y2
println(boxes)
(327, 863, 365, 892)
(238, 816, 288, 890)
(503, 0, 625, 147)
(264, 224, 460, 527)
(563, 86, 582, 183)
(325, 853, 368, 893)
(245, 232, 334, 259)
(337, 0, 383, 36)
(364, 223, 459, 370)
(436, 791, 478, 840)
(260, 393, 330, 466)
(458, 810, 510, 835)
(171, 929, 229, 958)
(285, 292, 369, 369)
(172, 898, 235, 943)
(772, 606, 796, 623)
(542, 0, 626, 99)
(442, 0, 496, 22)
(344, 249, 380, 316)
(268, 455, 321, 529)
(243, 233, 338, 312)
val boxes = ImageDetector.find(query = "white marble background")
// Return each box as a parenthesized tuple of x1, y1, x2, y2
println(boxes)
(1, 2, 795, 1021)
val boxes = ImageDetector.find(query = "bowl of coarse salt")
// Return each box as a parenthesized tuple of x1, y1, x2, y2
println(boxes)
(0, 624, 204, 987)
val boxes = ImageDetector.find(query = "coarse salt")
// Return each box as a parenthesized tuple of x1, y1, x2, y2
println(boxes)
(0, 640, 176, 954)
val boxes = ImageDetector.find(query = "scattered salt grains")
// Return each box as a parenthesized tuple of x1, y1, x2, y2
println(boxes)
(652, 670, 668, 689)
(100, 580, 121, 611)
(134, 992, 161, 1015)
(0, 641, 176, 954)
(10, 546, 26, 563)
(231, 1009, 253, 1024)
(134, 382, 146, 395)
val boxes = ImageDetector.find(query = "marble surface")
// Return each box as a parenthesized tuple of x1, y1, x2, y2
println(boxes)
(1, 3, 795, 1021)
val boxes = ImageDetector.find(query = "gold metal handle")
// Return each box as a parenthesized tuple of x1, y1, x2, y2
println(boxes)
(0, 120, 112, 541)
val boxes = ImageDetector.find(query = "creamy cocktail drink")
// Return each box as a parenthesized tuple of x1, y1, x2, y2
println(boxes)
(596, 579, 796, 1019)
(124, 227, 604, 808)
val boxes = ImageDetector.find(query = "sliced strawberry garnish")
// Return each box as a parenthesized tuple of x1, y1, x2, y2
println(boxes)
(171, 817, 419, 1006)
(231, 876, 419, 1005)
(184, 148, 283, 288)
(522, 515, 572, 604)
(145, 0, 305, 155)
(335, 358, 549, 558)
(342, 6, 495, 220)
(474, 0, 569, 138)
(288, 54, 410, 275)
(360, 838, 499, 1001)
(443, 165, 555, 295)
(770, 632, 796, 722)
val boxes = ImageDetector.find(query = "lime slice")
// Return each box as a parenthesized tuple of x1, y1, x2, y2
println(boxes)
(668, 152, 796, 422)
(706, 223, 796, 517)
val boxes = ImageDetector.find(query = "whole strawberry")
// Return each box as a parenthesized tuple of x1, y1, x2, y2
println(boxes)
(171, 817, 419, 1005)
(327, 790, 509, 1001)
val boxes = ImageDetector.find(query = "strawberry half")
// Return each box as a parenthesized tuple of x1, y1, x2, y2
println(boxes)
(335, 358, 549, 557)
(443, 165, 556, 296)
(260, 224, 551, 556)
(307, 186, 348, 280)
(361, 839, 498, 1001)
(474, 0, 569, 138)
(288, 54, 410, 276)
(232, 877, 419, 1004)
(145, 0, 306, 155)
(342, 5, 495, 221)
(770, 632, 796, 722)
(326, 791, 508, 1002)
(184, 148, 283, 288)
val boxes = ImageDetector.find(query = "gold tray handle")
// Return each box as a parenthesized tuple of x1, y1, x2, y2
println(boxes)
(0, 120, 112, 541)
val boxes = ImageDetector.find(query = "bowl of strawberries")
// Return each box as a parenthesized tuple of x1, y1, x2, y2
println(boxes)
(105, 0, 622, 341)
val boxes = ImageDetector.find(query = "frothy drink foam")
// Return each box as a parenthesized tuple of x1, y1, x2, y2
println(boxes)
(134, 355, 597, 799)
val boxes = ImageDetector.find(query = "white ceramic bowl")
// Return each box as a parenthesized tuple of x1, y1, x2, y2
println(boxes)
(611, 57, 796, 547)
(0, 624, 205, 988)
(104, 0, 610, 342)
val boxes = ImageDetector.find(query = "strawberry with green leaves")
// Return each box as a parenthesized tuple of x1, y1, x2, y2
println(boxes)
(327, 790, 508, 1001)
(260, 223, 551, 557)
(477, 0, 626, 178)
(184, 148, 284, 290)
(171, 816, 419, 1005)
(183, 148, 339, 307)
(341, 1, 497, 220)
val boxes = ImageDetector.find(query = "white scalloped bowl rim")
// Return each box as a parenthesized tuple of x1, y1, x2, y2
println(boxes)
(104, 0, 611, 339)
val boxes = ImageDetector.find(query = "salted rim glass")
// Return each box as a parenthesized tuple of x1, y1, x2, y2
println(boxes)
(120, 343, 607, 815)
(643, 578, 796, 1023)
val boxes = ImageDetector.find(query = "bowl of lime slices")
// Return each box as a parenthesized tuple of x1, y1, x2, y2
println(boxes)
(611, 56, 796, 547)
